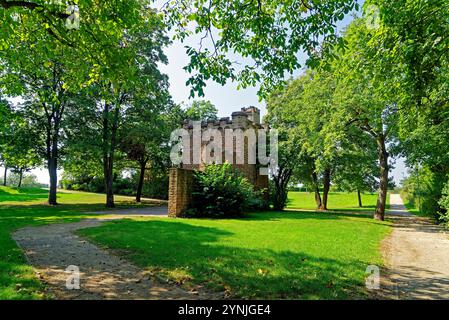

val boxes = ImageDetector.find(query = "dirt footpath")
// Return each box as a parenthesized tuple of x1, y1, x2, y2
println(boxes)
(381, 194, 449, 299)
(13, 212, 220, 300)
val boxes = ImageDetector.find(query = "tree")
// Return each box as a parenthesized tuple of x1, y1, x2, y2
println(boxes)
(267, 71, 342, 211)
(2, 1, 360, 99)
(365, 0, 449, 218)
(0, 97, 12, 186)
(332, 128, 378, 207)
(1, 113, 42, 188)
(63, 12, 171, 207)
(121, 102, 181, 203)
(332, 18, 398, 220)
(164, 0, 360, 97)
(184, 100, 218, 121)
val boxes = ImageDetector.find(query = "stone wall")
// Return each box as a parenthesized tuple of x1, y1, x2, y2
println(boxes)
(168, 168, 194, 217)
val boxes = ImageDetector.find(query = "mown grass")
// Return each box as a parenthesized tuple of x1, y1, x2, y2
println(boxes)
(1, 186, 391, 300)
(287, 191, 390, 213)
(79, 211, 391, 299)
(0, 186, 158, 300)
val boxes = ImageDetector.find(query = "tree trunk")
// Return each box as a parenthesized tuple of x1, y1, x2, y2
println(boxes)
(374, 136, 389, 221)
(136, 160, 147, 203)
(17, 168, 23, 188)
(357, 189, 362, 207)
(102, 100, 121, 208)
(320, 168, 331, 210)
(312, 171, 322, 209)
(103, 157, 115, 208)
(48, 157, 58, 205)
(47, 120, 60, 205)
(3, 166, 7, 186)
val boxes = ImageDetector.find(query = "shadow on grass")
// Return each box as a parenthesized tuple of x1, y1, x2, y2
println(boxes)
(0, 187, 48, 203)
(80, 219, 372, 299)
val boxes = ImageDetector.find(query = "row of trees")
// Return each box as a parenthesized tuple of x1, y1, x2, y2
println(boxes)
(268, 0, 449, 221)
(0, 0, 359, 207)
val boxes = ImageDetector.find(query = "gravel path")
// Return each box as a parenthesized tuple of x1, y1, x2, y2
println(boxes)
(380, 194, 449, 299)
(12, 209, 219, 300)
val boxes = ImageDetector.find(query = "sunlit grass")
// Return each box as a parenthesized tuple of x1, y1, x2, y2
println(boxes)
(80, 211, 391, 299)
(287, 191, 390, 213)
(0, 186, 159, 299)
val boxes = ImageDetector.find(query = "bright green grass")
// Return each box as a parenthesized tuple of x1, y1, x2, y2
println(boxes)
(79, 211, 390, 299)
(0, 186, 159, 300)
(287, 191, 390, 213)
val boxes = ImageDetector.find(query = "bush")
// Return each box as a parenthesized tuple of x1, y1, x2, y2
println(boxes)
(401, 166, 446, 220)
(438, 181, 449, 225)
(188, 163, 262, 217)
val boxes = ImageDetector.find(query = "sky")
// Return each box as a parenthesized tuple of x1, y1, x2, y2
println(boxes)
(2, 4, 407, 186)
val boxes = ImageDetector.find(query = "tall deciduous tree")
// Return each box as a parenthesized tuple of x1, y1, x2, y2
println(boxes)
(332, 18, 398, 220)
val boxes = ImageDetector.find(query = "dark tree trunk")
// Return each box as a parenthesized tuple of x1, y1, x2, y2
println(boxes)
(320, 168, 331, 210)
(311, 171, 322, 209)
(47, 117, 60, 206)
(17, 168, 23, 188)
(103, 158, 114, 208)
(3, 166, 7, 186)
(136, 160, 147, 203)
(357, 189, 362, 207)
(102, 100, 121, 208)
(375, 135, 389, 221)
(48, 156, 58, 205)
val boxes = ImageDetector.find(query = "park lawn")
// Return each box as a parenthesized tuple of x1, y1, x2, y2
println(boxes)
(0, 186, 159, 300)
(79, 211, 391, 299)
(287, 191, 390, 213)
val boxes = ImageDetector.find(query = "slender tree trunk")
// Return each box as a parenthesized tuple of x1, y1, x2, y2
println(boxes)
(375, 135, 389, 221)
(17, 168, 23, 188)
(320, 168, 331, 210)
(136, 160, 147, 203)
(312, 171, 322, 209)
(102, 100, 121, 208)
(103, 157, 115, 208)
(3, 166, 7, 186)
(357, 189, 362, 207)
(45, 115, 60, 206)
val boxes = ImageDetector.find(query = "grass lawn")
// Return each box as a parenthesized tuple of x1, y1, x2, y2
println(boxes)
(0, 186, 391, 300)
(287, 191, 390, 213)
(0, 186, 158, 299)
(79, 211, 390, 299)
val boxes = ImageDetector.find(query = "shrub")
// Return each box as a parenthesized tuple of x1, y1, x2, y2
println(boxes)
(401, 166, 446, 220)
(189, 163, 262, 217)
(438, 181, 449, 225)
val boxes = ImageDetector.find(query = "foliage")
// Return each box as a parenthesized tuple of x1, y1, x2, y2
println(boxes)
(164, 0, 359, 97)
(363, 0, 449, 221)
(438, 182, 449, 226)
(61, 169, 170, 200)
(189, 164, 261, 217)
(184, 100, 218, 121)
(401, 166, 446, 221)
(6, 173, 42, 188)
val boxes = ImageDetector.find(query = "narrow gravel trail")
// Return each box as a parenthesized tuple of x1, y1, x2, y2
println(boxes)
(12, 209, 219, 300)
(381, 194, 449, 299)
